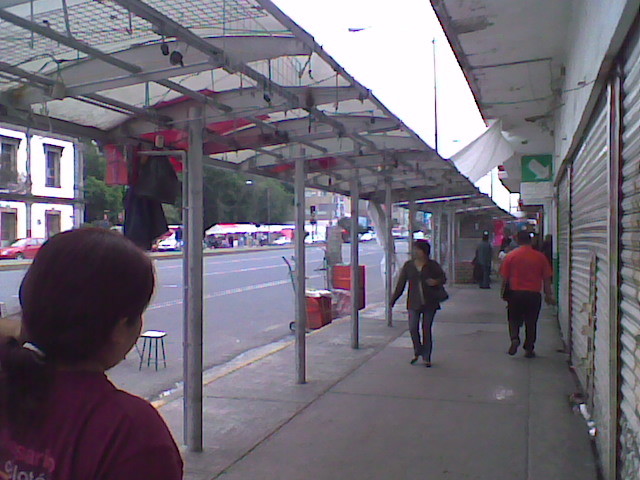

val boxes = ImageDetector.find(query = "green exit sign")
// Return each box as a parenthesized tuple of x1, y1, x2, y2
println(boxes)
(521, 155, 553, 182)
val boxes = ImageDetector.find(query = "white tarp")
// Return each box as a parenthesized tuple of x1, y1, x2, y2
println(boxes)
(451, 119, 514, 183)
(205, 224, 259, 235)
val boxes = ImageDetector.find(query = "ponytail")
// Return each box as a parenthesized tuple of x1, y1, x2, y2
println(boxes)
(0, 338, 53, 437)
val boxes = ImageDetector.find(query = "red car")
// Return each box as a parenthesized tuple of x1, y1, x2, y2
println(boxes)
(0, 238, 45, 260)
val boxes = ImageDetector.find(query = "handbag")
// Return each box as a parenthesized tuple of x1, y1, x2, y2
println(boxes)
(431, 285, 450, 303)
(501, 280, 512, 301)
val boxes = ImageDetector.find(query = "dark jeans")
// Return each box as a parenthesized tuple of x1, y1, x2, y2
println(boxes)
(480, 265, 491, 289)
(507, 291, 542, 351)
(408, 307, 438, 361)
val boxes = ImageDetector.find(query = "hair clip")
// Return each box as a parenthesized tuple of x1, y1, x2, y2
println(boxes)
(22, 342, 46, 358)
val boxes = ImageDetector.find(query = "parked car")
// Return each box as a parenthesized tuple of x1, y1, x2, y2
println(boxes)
(155, 234, 180, 251)
(273, 236, 292, 245)
(0, 238, 45, 260)
(359, 230, 376, 242)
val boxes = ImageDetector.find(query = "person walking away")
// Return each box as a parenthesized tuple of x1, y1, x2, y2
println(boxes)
(475, 231, 493, 289)
(500, 230, 555, 358)
(391, 240, 446, 367)
(0, 228, 183, 479)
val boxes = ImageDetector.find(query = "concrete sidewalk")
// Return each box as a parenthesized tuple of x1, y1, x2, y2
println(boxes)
(159, 285, 598, 480)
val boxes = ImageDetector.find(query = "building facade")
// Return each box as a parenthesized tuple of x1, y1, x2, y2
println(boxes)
(431, 1, 640, 477)
(0, 125, 81, 246)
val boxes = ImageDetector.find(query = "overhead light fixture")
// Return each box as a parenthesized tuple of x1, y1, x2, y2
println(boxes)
(169, 50, 184, 67)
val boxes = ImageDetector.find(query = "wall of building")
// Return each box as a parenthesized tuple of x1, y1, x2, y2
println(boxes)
(0, 201, 27, 240)
(30, 204, 75, 239)
(30, 135, 75, 199)
(554, 0, 640, 164)
(0, 125, 79, 241)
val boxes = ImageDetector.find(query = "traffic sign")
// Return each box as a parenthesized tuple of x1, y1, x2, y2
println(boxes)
(521, 155, 552, 182)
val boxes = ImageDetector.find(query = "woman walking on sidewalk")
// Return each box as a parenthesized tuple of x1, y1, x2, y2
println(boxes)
(0, 228, 183, 480)
(391, 240, 447, 367)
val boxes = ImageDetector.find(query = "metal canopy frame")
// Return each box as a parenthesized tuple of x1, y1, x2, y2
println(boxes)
(0, 0, 503, 452)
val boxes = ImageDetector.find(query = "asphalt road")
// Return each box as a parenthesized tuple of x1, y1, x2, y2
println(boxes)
(0, 242, 407, 400)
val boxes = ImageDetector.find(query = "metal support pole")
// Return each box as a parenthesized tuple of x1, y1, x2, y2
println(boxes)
(184, 106, 204, 452)
(294, 155, 307, 384)
(385, 180, 393, 327)
(448, 209, 455, 284)
(26, 130, 33, 235)
(350, 173, 360, 349)
(73, 141, 84, 229)
(408, 198, 417, 259)
(433, 207, 441, 263)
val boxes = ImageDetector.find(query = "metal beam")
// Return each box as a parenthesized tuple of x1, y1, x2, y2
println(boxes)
(0, 9, 232, 112)
(350, 173, 360, 349)
(0, 8, 142, 74)
(0, 109, 111, 141)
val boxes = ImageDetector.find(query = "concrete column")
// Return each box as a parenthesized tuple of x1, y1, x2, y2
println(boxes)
(350, 173, 360, 349)
(294, 155, 307, 384)
(184, 106, 204, 452)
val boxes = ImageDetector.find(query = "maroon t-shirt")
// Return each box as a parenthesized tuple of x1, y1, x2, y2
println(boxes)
(0, 371, 183, 480)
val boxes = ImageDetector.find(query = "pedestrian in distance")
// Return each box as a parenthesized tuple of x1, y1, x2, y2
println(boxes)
(0, 228, 183, 480)
(475, 231, 493, 289)
(500, 230, 555, 358)
(391, 240, 447, 368)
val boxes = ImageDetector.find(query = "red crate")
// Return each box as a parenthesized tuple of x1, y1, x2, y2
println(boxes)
(305, 292, 332, 329)
(331, 265, 366, 310)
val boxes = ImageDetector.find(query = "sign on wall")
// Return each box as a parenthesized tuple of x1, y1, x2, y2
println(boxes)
(521, 155, 553, 182)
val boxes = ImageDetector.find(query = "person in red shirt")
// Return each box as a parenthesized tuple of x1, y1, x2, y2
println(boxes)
(500, 230, 555, 358)
(0, 228, 183, 480)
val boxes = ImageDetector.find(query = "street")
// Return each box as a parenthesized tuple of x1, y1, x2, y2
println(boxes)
(0, 242, 407, 400)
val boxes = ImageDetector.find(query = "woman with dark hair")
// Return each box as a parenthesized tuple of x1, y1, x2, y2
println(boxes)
(391, 240, 447, 367)
(0, 228, 183, 480)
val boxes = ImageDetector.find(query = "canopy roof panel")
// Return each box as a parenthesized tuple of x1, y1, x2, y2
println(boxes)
(0, 0, 502, 209)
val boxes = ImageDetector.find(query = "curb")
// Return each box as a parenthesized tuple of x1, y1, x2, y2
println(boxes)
(150, 301, 392, 410)
(0, 245, 297, 272)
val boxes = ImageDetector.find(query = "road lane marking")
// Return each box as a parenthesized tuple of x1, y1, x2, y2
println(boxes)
(147, 275, 321, 311)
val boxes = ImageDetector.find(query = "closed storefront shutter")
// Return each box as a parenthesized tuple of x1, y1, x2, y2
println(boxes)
(557, 172, 571, 346)
(570, 99, 613, 467)
(619, 23, 640, 479)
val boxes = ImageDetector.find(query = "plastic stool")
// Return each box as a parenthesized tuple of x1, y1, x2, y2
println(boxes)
(138, 330, 167, 371)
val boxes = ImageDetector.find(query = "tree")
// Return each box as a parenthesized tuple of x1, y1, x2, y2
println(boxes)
(83, 141, 124, 224)
(81, 141, 294, 230)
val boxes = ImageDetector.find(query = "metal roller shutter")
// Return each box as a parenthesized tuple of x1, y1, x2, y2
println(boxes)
(619, 23, 640, 480)
(570, 99, 613, 467)
(557, 172, 571, 346)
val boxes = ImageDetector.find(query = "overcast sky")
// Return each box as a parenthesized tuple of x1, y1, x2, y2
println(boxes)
(271, 0, 516, 212)
(272, 0, 486, 158)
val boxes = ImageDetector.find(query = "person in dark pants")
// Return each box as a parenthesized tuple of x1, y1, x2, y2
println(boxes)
(391, 240, 446, 367)
(475, 231, 493, 289)
(500, 230, 555, 358)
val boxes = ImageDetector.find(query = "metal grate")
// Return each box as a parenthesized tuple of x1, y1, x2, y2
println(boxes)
(0, 0, 268, 68)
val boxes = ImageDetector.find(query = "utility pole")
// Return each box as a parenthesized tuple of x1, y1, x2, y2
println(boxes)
(433, 38, 439, 154)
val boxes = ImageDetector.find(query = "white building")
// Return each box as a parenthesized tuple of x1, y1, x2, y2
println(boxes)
(0, 125, 81, 246)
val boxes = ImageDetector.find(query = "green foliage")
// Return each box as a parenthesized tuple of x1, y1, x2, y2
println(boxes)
(81, 141, 293, 229)
(83, 141, 124, 224)
(202, 167, 293, 229)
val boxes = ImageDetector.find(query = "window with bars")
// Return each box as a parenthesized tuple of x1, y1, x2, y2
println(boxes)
(45, 144, 62, 188)
(0, 137, 19, 187)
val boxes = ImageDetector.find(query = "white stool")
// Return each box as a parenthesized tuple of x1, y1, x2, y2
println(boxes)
(138, 330, 167, 371)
